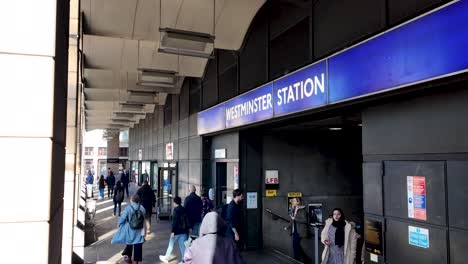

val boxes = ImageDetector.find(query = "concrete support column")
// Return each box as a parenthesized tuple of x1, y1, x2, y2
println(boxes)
(107, 130, 120, 173)
(0, 1, 69, 263)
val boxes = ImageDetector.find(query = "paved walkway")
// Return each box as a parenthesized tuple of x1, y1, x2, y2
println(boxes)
(83, 184, 299, 264)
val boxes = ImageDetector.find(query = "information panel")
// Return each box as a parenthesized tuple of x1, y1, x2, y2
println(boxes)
(365, 219, 384, 255)
(407, 176, 427, 221)
(408, 225, 429, 248)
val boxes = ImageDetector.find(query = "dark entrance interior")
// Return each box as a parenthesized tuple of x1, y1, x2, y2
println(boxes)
(241, 113, 364, 261)
(216, 162, 227, 206)
(158, 163, 178, 219)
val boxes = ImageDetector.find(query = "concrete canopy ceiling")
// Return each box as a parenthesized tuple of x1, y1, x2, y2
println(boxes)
(81, 0, 266, 131)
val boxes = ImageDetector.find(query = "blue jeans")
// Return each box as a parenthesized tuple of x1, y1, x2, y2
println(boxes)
(165, 233, 188, 260)
(99, 188, 104, 198)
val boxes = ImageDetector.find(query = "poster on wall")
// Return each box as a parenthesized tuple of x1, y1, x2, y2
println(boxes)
(247, 192, 258, 209)
(138, 149, 142, 161)
(308, 203, 323, 224)
(166, 142, 174, 160)
(365, 219, 384, 255)
(287, 192, 302, 212)
(407, 176, 427, 221)
(234, 166, 239, 189)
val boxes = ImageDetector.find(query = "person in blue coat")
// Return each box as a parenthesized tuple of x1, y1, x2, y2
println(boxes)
(112, 194, 146, 264)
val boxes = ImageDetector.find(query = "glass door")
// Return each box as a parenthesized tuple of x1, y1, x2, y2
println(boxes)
(151, 162, 159, 191)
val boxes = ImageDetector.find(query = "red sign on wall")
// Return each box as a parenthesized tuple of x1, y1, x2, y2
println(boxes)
(407, 176, 427, 221)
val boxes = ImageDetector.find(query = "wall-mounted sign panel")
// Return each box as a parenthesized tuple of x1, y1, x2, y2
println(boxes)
(247, 192, 258, 209)
(138, 149, 142, 161)
(408, 225, 429, 248)
(266, 190, 277, 197)
(225, 83, 274, 128)
(165, 142, 174, 160)
(365, 219, 384, 255)
(214, 148, 226, 159)
(329, 1, 468, 103)
(407, 176, 427, 221)
(197, 1, 468, 135)
(197, 104, 225, 135)
(265, 170, 279, 185)
(273, 61, 327, 116)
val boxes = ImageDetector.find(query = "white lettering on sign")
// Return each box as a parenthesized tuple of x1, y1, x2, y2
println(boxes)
(225, 93, 273, 121)
(276, 73, 325, 106)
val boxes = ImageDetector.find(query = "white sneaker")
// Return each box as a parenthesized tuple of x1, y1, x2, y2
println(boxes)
(159, 255, 169, 263)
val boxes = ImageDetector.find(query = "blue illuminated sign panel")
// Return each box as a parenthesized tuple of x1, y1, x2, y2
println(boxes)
(197, 104, 225, 135)
(273, 61, 327, 116)
(225, 83, 273, 129)
(197, 1, 468, 135)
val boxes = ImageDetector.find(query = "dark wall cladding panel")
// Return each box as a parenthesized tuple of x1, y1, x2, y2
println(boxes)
(179, 118, 189, 139)
(269, 18, 310, 79)
(171, 121, 179, 141)
(211, 132, 239, 159)
(269, 0, 312, 40)
(313, 0, 385, 59)
(239, 6, 268, 93)
(202, 79, 217, 109)
(388, 0, 442, 25)
(189, 114, 198, 137)
(189, 161, 202, 186)
(179, 138, 189, 160)
(386, 219, 447, 264)
(164, 95, 172, 125)
(163, 125, 171, 144)
(363, 162, 383, 216)
(218, 49, 237, 74)
(362, 88, 468, 155)
(218, 66, 238, 102)
(447, 161, 468, 230)
(383, 161, 446, 226)
(172, 95, 179, 121)
(189, 78, 201, 115)
(179, 80, 189, 120)
(189, 137, 202, 160)
(450, 228, 468, 264)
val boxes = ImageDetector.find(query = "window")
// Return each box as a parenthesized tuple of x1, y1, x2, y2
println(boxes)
(119, 147, 128, 157)
(84, 147, 94, 156)
(84, 159, 93, 172)
(98, 147, 107, 156)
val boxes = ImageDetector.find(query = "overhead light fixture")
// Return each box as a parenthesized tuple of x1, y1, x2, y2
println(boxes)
(128, 90, 156, 97)
(158, 0, 215, 59)
(136, 81, 175, 88)
(158, 47, 214, 59)
(137, 68, 176, 86)
(329, 127, 342, 131)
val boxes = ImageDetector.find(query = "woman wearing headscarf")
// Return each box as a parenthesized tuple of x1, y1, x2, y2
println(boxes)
(321, 208, 357, 264)
(184, 212, 245, 264)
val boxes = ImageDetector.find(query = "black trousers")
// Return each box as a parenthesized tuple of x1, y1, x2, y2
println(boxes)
(108, 185, 114, 197)
(293, 232, 310, 264)
(122, 243, 143, 261)
(123, 184, 129, 197)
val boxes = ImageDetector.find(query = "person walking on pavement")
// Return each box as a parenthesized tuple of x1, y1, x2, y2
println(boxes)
(184, 185, 203, 237)
(113, 181, 125, 216)
(321, 208, 357, 264)
(121, 169, 130, 198)
(201, 192, 214, 219)
(289, 197, 310, 263)
(98, 175, 105, 199)
(111, 194, 146, 264)
(184, 212, 245, 264)
(136, 180, 156, 234)
(159, 196, 189, 264)
(107, 169, 116, 198)
(85, 170, 94, 198)
(225, 189, 244, 250)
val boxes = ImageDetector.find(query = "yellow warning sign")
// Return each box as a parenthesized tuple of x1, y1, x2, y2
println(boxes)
(266, 190, 277, 197)
(288, 192, 302, 197)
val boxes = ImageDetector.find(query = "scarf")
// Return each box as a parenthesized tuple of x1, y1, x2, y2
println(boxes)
(331, 208, 346, 247)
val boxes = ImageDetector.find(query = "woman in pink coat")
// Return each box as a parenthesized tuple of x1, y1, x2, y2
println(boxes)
(184, 212, 245, 264)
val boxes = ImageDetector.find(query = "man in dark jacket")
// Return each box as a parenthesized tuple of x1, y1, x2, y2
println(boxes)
(106, 169, 116, 198)
(159, 196, 188, 263)
(184, 185, 203, 237)
(120, 170, 130, 198)
(136, 180, 156, 234)
(226, 189, 244, 250)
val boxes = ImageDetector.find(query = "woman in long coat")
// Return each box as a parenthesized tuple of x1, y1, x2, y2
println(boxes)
(321, 208, 357, 264)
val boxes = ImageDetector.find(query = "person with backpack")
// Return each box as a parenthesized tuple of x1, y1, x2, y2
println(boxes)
(159, 196, 189, 263)
(111, 194, 146, 264)
(136, 180, 156, 234)
(113, 181, 125, 216)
